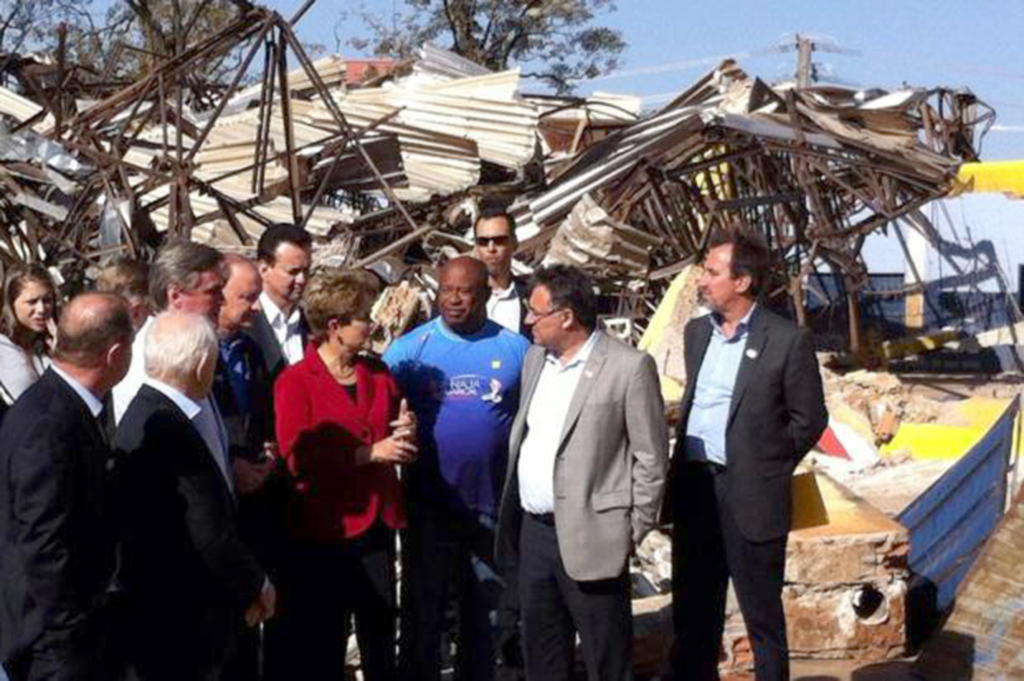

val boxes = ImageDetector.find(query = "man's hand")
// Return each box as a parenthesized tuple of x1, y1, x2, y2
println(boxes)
(233, 458, 274, 495)
(244, 579, 277, 627)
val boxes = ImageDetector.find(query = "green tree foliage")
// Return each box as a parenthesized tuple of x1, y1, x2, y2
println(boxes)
(346, 0, 625, 94)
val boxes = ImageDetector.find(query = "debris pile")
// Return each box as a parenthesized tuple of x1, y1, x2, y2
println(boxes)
(0, 3, 999, 353)
(821, 366, 950, 447)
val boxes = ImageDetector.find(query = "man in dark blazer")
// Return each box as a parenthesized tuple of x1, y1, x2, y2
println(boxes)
(249, 223, 312, 380)
(114, 311, 274, 681)
(664, 229, 828, 681)
(0, 293, 133, 681)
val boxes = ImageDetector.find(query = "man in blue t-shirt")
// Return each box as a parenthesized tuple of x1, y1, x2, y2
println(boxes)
(385, 256, 529, 681)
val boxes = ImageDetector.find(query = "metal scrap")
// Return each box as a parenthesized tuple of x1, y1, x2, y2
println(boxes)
(0, 6, 1007, 357)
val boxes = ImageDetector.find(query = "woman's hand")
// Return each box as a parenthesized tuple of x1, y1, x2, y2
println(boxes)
(369, 435, 418, 465)
(389, 398, 417, 443)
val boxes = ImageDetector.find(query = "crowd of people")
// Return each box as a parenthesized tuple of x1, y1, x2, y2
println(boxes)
(0, 208, 827, 681)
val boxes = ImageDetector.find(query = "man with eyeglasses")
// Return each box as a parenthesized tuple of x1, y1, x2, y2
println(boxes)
(494, 265, 668, 681)
(384, 257, 530, 681)
(474, 205, 530, 337)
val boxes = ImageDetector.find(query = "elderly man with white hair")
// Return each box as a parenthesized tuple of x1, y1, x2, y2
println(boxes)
(113, 311, 275, 681)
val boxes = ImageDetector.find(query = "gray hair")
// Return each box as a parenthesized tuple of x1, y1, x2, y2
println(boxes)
(149, 241, 225, 311)
(144, 311, 217, 384)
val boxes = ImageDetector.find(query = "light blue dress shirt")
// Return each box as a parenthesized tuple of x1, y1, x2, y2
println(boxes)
(684, 306, 756, 467)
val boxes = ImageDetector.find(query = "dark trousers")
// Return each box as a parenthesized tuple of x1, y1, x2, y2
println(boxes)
(121, 604, 238, 681)
(400, 508, 501, 681)
(7, 599, 128, 681)
(519, 513, 634, 681)
(670, 463, 789, 681)
(267, 524, 397, 681)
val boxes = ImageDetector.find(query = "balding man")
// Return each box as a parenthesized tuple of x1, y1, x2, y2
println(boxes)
(385, 256, 530, 681)
(0, 293, 133, 681)
(114, 312, 274, 681)
(215, 255, 274, 473)
(214, 256, 286, 681)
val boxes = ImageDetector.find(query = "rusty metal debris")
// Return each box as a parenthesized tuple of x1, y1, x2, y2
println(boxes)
(0, 2, 1008, 357)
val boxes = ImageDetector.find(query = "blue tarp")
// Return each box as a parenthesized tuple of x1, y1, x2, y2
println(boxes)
(898, 396, 1019, 611)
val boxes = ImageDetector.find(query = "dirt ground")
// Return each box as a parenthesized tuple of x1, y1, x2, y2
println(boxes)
(721, 658, 920, 680)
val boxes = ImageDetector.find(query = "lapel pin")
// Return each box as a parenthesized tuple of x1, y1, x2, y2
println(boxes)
(745, 348, 758, 360)
(585, 370, 595, 378)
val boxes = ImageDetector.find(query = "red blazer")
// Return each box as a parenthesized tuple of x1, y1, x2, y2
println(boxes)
(274, 345, 407, 541)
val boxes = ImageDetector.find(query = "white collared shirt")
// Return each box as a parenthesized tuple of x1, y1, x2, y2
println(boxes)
(51, 363, 104, 418)
(518, 332, 599, 514)
(259, 292, 304, 366)
(111, 315, 154, 425)
(145, 378, 234, 495)
(486, 283, 521, 334)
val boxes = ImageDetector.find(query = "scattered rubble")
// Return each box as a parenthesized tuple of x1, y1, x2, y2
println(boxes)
(0, 4, 1004, 354)
(0, 3, 1020, 676)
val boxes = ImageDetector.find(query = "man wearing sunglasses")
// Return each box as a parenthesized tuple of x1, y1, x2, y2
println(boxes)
(474, 205, 531, 338)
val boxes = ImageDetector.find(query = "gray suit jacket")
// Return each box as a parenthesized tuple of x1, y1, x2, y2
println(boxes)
(495, 331, 669, 582)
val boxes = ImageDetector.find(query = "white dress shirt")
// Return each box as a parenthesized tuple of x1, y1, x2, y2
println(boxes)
(145, 378, 234, 496)
(518, 332, 599, 514)
(111, 315, 153, 425)
(259, 292, 304, 366)
(486, 282, 521, 334)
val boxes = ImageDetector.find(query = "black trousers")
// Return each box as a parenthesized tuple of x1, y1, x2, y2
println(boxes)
(266, 524, 398, 681)
(670, 463, 789, 681)
(400, 507, 501, 681)
(518, 513, 634, 681)
(4, 611, 116, 681)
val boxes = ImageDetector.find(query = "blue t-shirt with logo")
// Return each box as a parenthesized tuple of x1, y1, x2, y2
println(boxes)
(384, 317, 529, 518)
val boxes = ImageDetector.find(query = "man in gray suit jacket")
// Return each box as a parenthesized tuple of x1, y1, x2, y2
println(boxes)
(495, 265, 668, 681)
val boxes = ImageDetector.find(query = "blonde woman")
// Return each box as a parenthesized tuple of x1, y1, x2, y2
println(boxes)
(272, 268, 415, 680)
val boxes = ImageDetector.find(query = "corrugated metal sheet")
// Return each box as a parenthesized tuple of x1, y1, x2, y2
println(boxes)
(146, 187, 354, 239)
(294, 98, 480, 200)
(0, 84, 56, 132)
(339, 70, 538, 169)
(414, 43, 492, 80)
(897, 396, 1018, 611)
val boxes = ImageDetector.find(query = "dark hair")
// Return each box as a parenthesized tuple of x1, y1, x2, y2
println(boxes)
(257, 223, 313, 264)
(54, 293, 133, 366)
(149, 241, 225, 311)
(1, 263, 56, 352)
(708, 227, 771, 297)
(529, 265, 598, 331)
(474, 203, 517, 238)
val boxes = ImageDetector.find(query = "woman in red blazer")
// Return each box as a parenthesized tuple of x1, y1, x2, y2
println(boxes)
(273, 268, 416, 680)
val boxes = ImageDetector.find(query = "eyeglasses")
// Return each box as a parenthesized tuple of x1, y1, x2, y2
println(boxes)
(475, 235, 512, 247)
(525, 306, 565, 322)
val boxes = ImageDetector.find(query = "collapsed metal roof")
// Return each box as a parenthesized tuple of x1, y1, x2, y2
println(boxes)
(0, 2, 1005, 353)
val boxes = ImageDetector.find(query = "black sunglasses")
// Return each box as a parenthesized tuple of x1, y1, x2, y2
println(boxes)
(475, 235, 512, 247)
